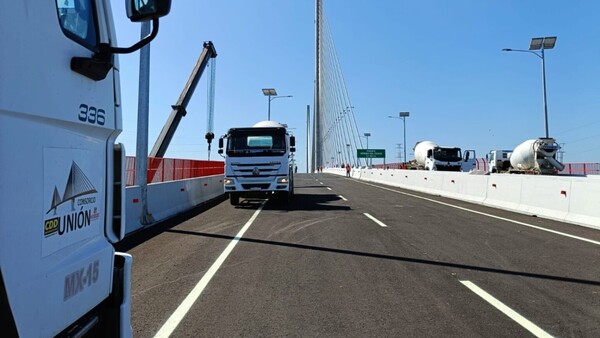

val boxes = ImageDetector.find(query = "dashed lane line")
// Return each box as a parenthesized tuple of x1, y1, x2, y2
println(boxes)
(364, 213, 388, 228)
(460, 280, 553, 338)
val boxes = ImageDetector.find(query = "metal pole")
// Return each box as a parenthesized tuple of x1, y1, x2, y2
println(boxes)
(306, 105, 310, 173)
(541, 48, 549, 138)
(403, 116, 407, 163)
(366, 136, 369, 166)
(135, 21, 154, 225)
(268, 95, 271, 121)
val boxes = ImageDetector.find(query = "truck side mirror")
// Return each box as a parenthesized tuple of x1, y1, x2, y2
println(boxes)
(127, 0, 172, 22)
(290, 136, 296, 147)
(290, 147, 296, 153)
(218, 137, 224, 149)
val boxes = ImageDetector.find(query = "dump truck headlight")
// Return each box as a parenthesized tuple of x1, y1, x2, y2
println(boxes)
(277, 177, 289, 184)
(224, 178, 235, 185)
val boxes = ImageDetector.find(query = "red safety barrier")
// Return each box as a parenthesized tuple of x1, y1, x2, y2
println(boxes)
(125, 157, 224, 186)
(559, 163, 600, 176)
(474, 158, 487, 171)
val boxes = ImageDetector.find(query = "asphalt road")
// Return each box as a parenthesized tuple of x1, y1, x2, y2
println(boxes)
(118, 173, 600, 337)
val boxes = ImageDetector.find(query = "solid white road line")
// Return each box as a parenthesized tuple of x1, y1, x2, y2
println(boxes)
(364, 213, 388, 228)
(460, 281, 553, 338)
(358, 180, 600, 246)
(153, 203, 266, 338)
(338, 195, 348, 201)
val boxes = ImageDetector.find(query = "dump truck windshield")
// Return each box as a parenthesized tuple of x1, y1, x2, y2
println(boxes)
(226, 130, 286, 157)
(433, 148, 462, 162)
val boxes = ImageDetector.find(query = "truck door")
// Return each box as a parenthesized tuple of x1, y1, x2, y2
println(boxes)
(461, 150, 477, 172)
(0, 1, 118, 336)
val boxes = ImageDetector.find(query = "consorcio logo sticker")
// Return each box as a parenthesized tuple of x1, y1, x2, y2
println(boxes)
(43, 161, 99, 237)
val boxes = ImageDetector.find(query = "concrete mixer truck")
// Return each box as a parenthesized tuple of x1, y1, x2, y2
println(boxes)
(413, 141, 472, 171)
(218, 121, 296, 205)
(508, 138, 565, 175)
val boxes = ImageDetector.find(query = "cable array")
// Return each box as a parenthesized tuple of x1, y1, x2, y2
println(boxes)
(313, 0, 364, 171)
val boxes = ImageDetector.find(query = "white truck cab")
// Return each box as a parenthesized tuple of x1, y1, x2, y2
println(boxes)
(487, 150, 513, 173)
(0, 1, 170, 336)
(218, 121, 296, 205)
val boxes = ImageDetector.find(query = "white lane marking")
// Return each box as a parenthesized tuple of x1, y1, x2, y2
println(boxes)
(357, 180, 600, 246)
(364, 213, 388, 228)
(153, 203, 266, 338)
(338, 195, 348, 201)
(460, 281, 552, 338)
(326, 187, 332, 191)
(320, 182, 324, 185)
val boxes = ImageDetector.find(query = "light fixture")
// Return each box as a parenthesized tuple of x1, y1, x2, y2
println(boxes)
(529, 37, 544, 50)
(262, 88, 277, 96)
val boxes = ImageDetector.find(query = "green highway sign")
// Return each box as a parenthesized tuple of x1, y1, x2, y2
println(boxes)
(357, 149, 385, 158)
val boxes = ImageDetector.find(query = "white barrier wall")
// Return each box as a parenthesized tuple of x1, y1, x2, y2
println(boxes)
(325, 168, 600, 230)
(125, 175, 224, 234)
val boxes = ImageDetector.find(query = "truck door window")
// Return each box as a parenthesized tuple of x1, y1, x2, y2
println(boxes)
(55, 0, 98, 50)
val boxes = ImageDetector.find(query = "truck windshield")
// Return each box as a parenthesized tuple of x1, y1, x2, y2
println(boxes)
(433, 148, 462, 162)
(226, 130, 286, 157)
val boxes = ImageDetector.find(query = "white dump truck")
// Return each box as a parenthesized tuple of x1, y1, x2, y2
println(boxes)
(218, 121, 296, 205)
(413, 141, 475, 172)
(509, 138, 565, 175)
(0, 1, 171, 337)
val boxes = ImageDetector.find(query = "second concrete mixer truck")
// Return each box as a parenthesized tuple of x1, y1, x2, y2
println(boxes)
(487, 138, 564, 174)
(413, 141, 475, 171)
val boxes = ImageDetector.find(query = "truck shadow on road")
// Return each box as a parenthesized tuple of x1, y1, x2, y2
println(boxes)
(163, 228, 600, 288)
(293, 185, 332, 189)
(265, 193, 351, 212)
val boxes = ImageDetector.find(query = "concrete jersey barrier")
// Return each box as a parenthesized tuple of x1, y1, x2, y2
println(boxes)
(325, 167, 600, 230)
(125, 175, 224, 234)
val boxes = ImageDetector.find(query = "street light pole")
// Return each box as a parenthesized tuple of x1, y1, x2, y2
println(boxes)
(363, 132, 371, 166)
(400, 112, 408, 163)
(261, 88, 293, 121)
(388, 112, 410, 164)
(268, 95, 272, 120)
(541, 47, 549, 138)
(503, 36, 556, 138)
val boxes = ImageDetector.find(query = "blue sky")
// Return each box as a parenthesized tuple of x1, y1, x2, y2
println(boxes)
(112, 1, 600, 171)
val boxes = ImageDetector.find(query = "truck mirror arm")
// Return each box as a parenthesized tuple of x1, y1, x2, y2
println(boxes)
(109, 18, 160, 54)
(71, 19, 160, 81)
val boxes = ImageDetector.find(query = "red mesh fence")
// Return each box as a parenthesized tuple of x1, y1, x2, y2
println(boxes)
(559, 163, 600, 176)
(125, 157, 224, 186)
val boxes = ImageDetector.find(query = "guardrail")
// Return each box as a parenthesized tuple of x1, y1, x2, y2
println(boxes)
(325, 167, 600, 230)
